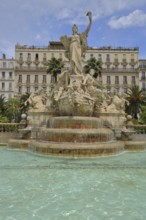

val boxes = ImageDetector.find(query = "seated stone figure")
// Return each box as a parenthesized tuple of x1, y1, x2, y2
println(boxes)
(82, 69, 102, 97)
(25, 89, 47, 112)
(101, 91, 128, 113)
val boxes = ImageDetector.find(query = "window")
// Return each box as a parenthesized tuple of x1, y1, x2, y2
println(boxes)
(106, 54, 110, 61)
(18, 86, 22, 93)
(123, 65, 126, 71)
(26, 75, 30, 82)
(132, 76, 136, 84)
(106, 65, 110, 71)
(27, 53, 31, 60)
(9, 82, 12, 91)
(131, 65, 135, 70)
(9, 62, 14, 68)
(115, 88, 119, 94)
(141, 72, 145, 80)
(2, 72, 5, 79)
(3, 62, 6, 68)
(19, 64, 22, 69)
(34, 75, 38, 83)
(2, 82, 5, 90)
(123, 88, 127, 93)
(18, 75, 22, 82)
(9, 72, 13, 79)
(26, 87, 30, 93)
(142, 83, 146, 91)
(36, 64, 38, 69)
(20, 53, 23, 59)
(107, 76, 111, 84)
(34, 87, 38, 92)
(90, 54, 94, 58)
(123, 76, 127, 84)
(114, 65, 118, 71)
(27, 64, 30, 69)
(42, 75, 46, 83)
(35, 53, 39, 60)
(51, 75, 55, 83)
(98, 54, 102, 61)
(115, 76, 119, 84)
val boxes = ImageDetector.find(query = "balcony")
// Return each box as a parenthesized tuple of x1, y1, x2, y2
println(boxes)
(141, 77, 146, 80)
(129, 59, 137, 66)
(42, 58, 47, 65)
(34, 58, 40, 65)
(26, 58, 32, 64)
(15, 66, 46, 72)
(102, 68, 138, 73)
(121, 59, 128, 65)
(113, 59, 119, 65)
(18, 58, 24, 64)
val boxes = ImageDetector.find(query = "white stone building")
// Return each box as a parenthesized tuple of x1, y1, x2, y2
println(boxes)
(0, 54, 15, 99)
(14, 42, 139, 96)
(139, 59, 146, 91)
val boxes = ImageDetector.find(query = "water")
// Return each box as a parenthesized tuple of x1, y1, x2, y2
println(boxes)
(0, 147, 146, 220)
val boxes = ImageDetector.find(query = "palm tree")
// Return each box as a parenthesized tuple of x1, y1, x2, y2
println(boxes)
(126, 85, 146, 119)
(0, 94, 7, 116)
(84, 57, 102, 78)
(6, 98, 20, 122)
(46, 57, 64, 83)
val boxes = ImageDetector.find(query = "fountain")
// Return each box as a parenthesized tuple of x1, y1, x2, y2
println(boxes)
(8, 12, 146, 156)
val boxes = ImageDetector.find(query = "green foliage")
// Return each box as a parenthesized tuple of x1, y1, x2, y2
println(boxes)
(84, 57, 102, 78)
(126, 86, 146, 119)
(46, 57, 64, 83)
(0, 95, 7, 116)
(6, 98, 21, 122)
(0, 115, 9, 123)
(139, 106, 146, 124)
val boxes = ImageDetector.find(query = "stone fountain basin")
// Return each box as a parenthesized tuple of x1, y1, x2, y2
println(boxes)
(47, 116, 103, 129)
(38, 128, 114, 143)
(28, 140, 124, 156)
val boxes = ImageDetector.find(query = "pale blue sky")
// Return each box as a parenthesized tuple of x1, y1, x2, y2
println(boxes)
(0, 0, 146, 58)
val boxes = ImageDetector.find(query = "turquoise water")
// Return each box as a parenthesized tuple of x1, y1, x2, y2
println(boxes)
(0, 147, 146, 220)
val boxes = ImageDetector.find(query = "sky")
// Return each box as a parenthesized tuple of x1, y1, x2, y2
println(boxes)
(0, 0, 146, 59)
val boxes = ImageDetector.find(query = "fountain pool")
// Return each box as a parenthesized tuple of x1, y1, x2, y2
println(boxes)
(0, 146, 146, 220)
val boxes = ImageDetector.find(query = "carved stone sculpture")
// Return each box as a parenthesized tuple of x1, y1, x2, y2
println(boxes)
(60, 11, 92, 75)
(25, 89, 47, 112)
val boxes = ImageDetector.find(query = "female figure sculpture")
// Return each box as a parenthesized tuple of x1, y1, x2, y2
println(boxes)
(61, 12, 92, 75)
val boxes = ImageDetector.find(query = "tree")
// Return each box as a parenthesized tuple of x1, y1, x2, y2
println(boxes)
(139, 105, 146, 124)
(0, 95, 7, 116)
(46, 57, 64, 83)
(6, 98, 20, 122)
(84, 57, 102, 78)
(126, 85, 146, 119)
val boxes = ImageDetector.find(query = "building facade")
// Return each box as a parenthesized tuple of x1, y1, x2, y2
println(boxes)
(0, 54, 15, 99)
(15, 43, 67, 95)
(14, 43, 139, 96)
(86, 47, 139, 94)
(139, 59, 146, 92)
